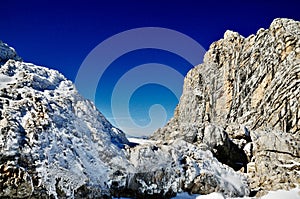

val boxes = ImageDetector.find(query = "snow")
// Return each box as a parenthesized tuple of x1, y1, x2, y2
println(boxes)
(170, 187, 300, 199)
(260, 187, 300, 199)
(0, 74, 16, 89)
(127, 137, 156, 145)
(0, 59, 132, 198)
(115, 188, 300, 199)
(114, 188, 300, 199)
(172, 192, 201, 199)
(113, 193, 201, 199)
(0, 44, 296, 198)
(126, 139, 249, 197)
(195, 192, 225, 199)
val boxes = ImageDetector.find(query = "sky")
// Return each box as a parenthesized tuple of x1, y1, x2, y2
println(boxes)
(1, 0, 300, 136)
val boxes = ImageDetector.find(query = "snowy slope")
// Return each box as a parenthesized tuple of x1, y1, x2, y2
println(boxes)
(0, 57, 133, 198)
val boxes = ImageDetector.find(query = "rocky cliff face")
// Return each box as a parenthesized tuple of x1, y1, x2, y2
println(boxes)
(0, 41, 249, 198)
(1, 18, 299, 199)
(152, 18, 300, 195)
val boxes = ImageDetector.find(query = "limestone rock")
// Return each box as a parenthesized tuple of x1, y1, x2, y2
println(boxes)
(248, 130, 300, 191)
(152, 18, 300, 194)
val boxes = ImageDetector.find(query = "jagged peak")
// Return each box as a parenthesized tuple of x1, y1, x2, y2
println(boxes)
(269, 18, 300, 37)
(223, 30, 244, 40)
(204, 18, 300, 66)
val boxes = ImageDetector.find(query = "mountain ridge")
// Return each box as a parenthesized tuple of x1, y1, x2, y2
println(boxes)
(0, 40, 249, 198)
(0, 18, 299, 198)
(152, 18, 300, 196)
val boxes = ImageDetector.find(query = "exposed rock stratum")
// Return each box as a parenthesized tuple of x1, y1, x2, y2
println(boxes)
(152, 18, 300, 195)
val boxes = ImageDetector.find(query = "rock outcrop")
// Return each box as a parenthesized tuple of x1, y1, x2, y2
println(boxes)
(152, 18, 300, 195)
(0, 41, 249, 198)
(0, 45, 133, 198)
(116, 139, 249, 198)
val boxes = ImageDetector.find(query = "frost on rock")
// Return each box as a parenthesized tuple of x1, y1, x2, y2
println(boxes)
(122, 140, 249, 198)
(0, 57, 132, 198)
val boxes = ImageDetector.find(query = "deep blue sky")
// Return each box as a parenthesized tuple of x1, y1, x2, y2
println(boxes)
(1, 0, 300, 136)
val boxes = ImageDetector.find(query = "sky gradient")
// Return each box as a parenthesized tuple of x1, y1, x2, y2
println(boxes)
(1, 0, 300, 136)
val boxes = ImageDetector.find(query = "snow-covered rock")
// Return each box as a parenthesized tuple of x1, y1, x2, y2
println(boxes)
(2, 18, 299, 199)
(0, 48, 132, 198)
(0, 40, 22, 64)
(0, 41, 250, 198)
(123, 139, 249, 198)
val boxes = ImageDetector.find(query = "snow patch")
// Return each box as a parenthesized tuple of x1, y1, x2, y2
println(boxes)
(128, 137, 156, 145)
(260, 187, 300, 199)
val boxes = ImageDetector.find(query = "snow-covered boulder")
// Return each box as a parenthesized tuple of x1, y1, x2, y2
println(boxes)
(121, 139, 249, 198)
